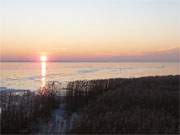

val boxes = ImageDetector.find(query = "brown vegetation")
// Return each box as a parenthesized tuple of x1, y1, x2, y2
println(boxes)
(0, 84, 60, 134)
(67, 76, 180, 134)
(1, 75, 179, 134)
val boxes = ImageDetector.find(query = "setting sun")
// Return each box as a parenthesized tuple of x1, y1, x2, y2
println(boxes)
(40, 56, 47, 62)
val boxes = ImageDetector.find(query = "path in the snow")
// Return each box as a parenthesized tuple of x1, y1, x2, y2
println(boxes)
(39, 103, 79, 134)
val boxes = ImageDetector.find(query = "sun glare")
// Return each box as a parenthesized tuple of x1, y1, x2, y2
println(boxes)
(40, 56, 47, 62)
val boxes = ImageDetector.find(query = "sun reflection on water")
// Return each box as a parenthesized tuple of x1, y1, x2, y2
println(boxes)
(41, 56, 47, 88)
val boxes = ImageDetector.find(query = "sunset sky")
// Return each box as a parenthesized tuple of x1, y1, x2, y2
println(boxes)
(0, 0, 179, 62)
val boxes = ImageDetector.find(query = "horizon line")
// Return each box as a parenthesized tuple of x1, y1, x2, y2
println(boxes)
(0, 60, 179, 63)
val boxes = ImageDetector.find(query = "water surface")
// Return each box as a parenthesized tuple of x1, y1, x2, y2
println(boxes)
(0, 62, 179, 90)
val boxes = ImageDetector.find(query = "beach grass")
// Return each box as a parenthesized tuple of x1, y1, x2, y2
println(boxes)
(68, 75, 180, 134)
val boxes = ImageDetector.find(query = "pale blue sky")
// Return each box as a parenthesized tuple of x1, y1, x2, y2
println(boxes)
(0, 0, 179, 61)
(1, 0, 179, 25)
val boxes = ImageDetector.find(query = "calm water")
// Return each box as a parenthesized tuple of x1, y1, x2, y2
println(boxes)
(0, 62, 179, 90)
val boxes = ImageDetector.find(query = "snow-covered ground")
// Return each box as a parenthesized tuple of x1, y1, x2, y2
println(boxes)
(39, 104, 79, 134)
